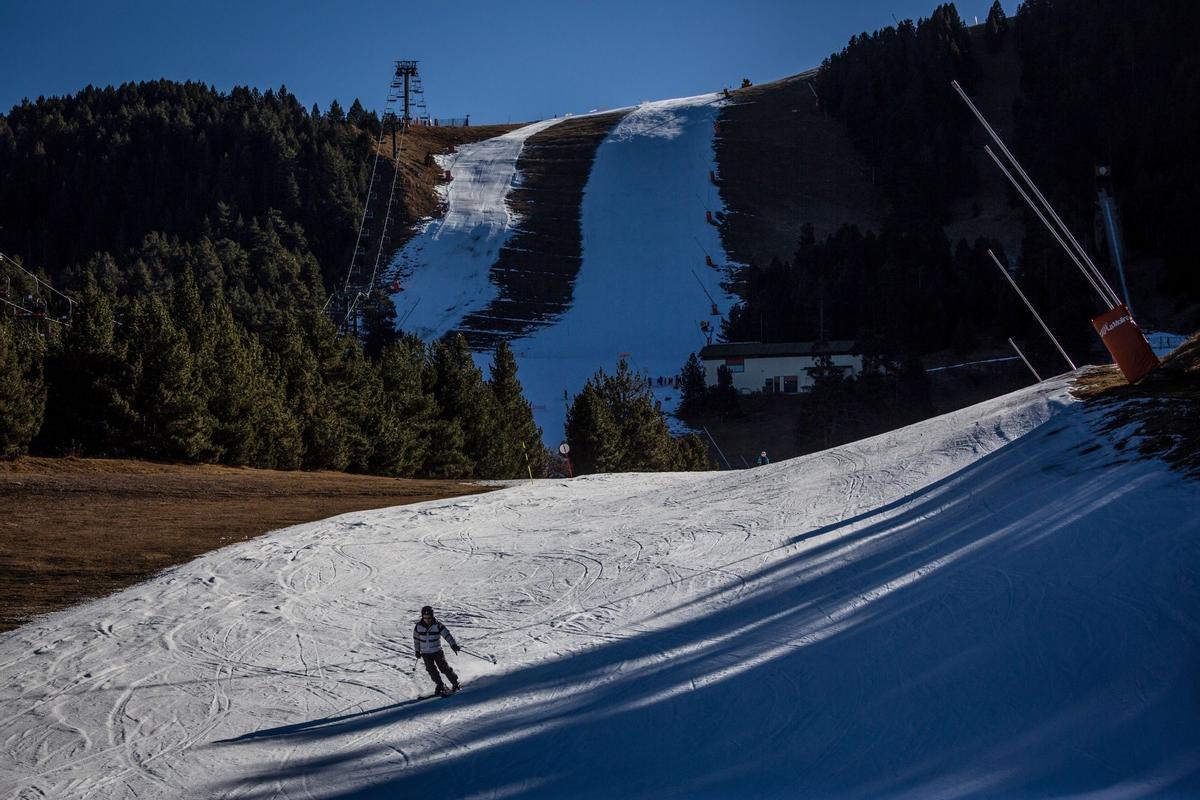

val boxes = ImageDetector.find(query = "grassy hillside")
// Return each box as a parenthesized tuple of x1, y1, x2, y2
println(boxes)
(0, 457, 490, 630)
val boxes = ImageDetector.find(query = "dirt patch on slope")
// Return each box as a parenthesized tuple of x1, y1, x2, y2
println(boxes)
(453, 111, 631, 350)
(0, 458, 491, 631)
(344, 123, 523, 276)
(714, 73, 884, 269)
(1072, 333, 1200, 476)
(382, 123, 522, 227)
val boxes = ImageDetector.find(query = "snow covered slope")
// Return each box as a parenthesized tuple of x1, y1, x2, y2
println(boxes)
(510, 94, 734, 441)
(389, 117, 564, 340)
(3, 379, 1198, 798)
(386, 95, 734, 443)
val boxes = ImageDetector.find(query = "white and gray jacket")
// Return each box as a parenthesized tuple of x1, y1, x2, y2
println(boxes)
(413, 619, 458, 656)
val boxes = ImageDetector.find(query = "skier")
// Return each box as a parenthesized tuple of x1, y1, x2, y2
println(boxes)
(414, 605, 460, 696)
(756, 450, 770, 466)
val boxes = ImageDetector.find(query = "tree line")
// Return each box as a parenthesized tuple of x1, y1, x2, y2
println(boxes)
(0, 79, 381, 291)
(815, 2, 980, 225)
(1, 265, 548, 479)
(0, 81, 545, 475)
(724, 0, 1197, 370)
(0, 80, 710, 475)
(721, 221, 1096, 367)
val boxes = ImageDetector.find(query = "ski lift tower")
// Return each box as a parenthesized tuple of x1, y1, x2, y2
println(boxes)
(388, 61, 429, 159)
(327, 59, 429, 333)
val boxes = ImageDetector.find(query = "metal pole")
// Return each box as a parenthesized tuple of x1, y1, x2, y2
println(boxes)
(952, 81, 1122, 308)
(983, 147, 1112, 308)
(458, 646, 496, 664)
(1098, 190, 1133, 313)
(988, 250, 1077, 372)
(403, 73, 411, 128)
(701, 426, 732, 470)
(1008, 337, 1042, 382)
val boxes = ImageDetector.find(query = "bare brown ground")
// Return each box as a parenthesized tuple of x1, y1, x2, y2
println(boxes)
(455, 111, 631, 349)
(380, 123, 524, 226)
(1071, 332, 1200, 476)
(0, 458, 491, 631)
(714, 73, 884, 269)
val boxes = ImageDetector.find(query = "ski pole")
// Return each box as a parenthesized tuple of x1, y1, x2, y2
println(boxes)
(458, 646, 497, 664)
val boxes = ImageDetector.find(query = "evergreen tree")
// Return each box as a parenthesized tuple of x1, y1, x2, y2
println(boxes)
(127, 294, 215, 461)
(204, 293, 301, 468)
(594, 359, 676, 471)
(985, 0, 1008, 52)
(421, 418, 474, 478)
(361, 289, 399, 360)
(0, 317, 45, 458)
(204, 294, 256, 464)
(171, 265, 207, 354)
(816, 4, 979, 222)
(247, 343, 304, 469)
(567, 359, 695, 474)
(674, 433, 715, 471)
(565, 382, 622, 474)
(328, 340, 388, 474)
(377, 337, 436, 476)
(270, 314, 350, 470)
(37, 279, 137, 455)
(429, 334, 498, 477)
(486, 341, 546, 478)
(677, 353, 707, 415)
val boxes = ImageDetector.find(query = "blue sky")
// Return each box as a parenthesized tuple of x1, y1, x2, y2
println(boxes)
(1, 0, 1014, 123)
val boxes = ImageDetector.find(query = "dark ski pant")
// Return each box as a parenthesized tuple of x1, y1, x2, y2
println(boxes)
(421, 651, 458, 690)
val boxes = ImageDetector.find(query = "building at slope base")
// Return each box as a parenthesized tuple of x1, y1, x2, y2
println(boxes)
(699, 341, 861, 394)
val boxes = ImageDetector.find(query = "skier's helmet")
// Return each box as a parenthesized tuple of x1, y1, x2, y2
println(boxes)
(421, 605, 434, 617)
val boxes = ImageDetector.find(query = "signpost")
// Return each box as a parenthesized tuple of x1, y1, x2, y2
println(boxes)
(558, 442, 573, 478)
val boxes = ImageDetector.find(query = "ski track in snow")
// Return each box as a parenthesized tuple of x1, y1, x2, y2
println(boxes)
(3, 376, 1199, 798)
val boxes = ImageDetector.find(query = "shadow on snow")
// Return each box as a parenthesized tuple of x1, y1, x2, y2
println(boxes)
(209, 408, 1200, 799)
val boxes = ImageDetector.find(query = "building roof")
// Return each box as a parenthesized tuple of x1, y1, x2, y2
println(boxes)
(698, 341, 858, 360)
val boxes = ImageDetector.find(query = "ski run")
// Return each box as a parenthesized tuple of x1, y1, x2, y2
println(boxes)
(2, 373, 1199, 798)
(387, 94, 735, 443)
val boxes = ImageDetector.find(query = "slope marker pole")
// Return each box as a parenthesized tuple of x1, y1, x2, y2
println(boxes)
(1008, 337, 1042, 382)
(988, 250, 1077, 372)
(702, 426, 732, 470)
(458, 646, 497, 664)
